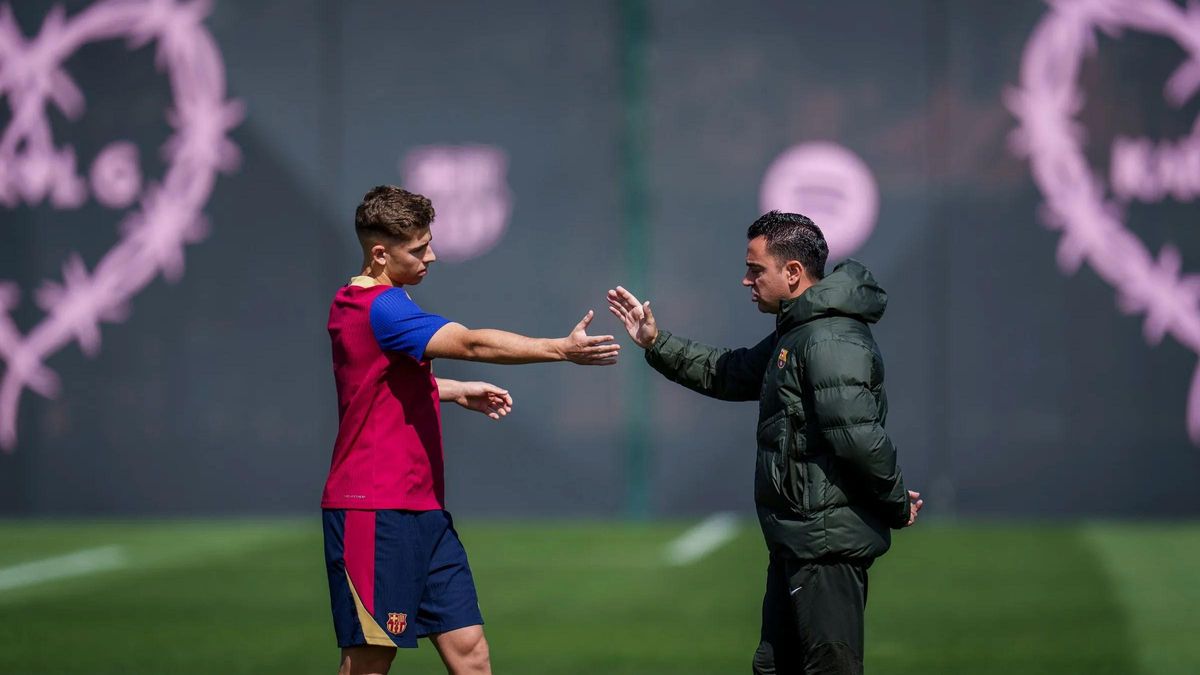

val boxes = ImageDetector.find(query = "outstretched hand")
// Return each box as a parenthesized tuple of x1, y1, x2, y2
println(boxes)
(559, 310, 621, 365)
(606, 286, 658, 349)
(905, 490, 924, 527)
(453, 381, 514, 420)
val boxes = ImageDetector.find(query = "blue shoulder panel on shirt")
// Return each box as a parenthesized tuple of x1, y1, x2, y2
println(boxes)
(369, 288, 451, 361)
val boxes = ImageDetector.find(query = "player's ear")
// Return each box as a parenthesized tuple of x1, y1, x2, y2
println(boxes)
(371, 243, 388, 266)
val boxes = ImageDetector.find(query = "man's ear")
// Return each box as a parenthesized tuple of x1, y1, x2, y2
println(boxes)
(371, 243, 388, 266)
(786, 260, 805, 285)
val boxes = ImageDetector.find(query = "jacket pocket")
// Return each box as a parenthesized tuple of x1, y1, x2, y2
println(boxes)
(755, 412, 803, 513)
(787, 415, 809, 514)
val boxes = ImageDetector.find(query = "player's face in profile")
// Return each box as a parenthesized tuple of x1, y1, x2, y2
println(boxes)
(742, 236, 788, 314)
(383, 228, 437, 285)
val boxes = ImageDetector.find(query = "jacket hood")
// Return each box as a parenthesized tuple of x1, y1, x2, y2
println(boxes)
(777, 259, 887, 332)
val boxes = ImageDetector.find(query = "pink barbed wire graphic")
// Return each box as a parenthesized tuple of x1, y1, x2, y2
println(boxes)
(1007, 0, 1200, 445)
(0, 0, 242, 450)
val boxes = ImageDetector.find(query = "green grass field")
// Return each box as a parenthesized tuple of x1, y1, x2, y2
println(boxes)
(0, 519, 1196, 674)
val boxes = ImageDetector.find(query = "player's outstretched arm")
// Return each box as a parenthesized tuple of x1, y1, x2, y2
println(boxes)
(424, 311, 619, 365)
(436, 378, 514, 420)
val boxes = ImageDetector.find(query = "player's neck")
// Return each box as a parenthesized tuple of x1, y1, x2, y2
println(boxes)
(356, 262, 398, 288)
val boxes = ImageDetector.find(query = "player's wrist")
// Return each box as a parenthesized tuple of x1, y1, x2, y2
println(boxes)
(549, 337, 569, 361)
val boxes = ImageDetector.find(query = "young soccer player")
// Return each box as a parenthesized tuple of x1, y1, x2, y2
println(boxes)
(324, 186, 619, 675)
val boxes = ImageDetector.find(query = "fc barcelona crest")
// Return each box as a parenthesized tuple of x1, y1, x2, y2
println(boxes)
(386, 612, 407, 635)
(777, 348, 789, 369)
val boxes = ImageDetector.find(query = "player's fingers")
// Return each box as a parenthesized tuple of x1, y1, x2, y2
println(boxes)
(573, 310, 595, 333)
(589, 357, 618, 366)
(909, 490, 921, 499)
(643, 301, 654, 320)
(584, 334, 617, 346)
(587, 345, 621, 356)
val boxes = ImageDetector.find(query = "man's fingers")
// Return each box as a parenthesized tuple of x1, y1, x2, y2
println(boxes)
(908, 490, 921, 499)
(573, 310, 595, 333)
(582, 350, 619, 362)
(584, 334, 618, 346)
(587, 341, 621, 351)
(607, 299, 633, 321)
(616, 286, 643, 310)
(586, 342, 619, 354)
(609, 304, 638, 332)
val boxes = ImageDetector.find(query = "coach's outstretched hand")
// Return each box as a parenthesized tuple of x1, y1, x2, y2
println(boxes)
(560, 310, 621, 365)
(607, 286, 659, 349)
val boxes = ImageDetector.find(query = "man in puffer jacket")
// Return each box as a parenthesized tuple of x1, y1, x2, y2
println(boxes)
(607, 211, 923, 675)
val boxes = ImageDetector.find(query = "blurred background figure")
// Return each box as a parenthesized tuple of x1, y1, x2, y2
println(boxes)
(0, 1, 1197, 673)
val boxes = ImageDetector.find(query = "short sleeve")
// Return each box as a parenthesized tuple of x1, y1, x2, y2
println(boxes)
(369, 288, 451, 361)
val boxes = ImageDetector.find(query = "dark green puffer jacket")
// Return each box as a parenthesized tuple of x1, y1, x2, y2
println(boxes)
(646, 260, 909, 561)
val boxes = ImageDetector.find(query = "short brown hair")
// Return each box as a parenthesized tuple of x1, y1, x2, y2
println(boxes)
(354, 185, 435, 247)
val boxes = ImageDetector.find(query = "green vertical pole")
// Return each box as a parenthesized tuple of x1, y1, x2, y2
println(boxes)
(619, 0, 651, 519)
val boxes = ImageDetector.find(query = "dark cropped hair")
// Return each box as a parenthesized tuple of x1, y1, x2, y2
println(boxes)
(747, 211, 828, 280)
(355, 185, 435, 247)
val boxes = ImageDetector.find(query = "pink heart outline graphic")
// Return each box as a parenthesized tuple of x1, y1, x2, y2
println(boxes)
(0, 0, 242, 451)
(1008, 0, 1200, 446)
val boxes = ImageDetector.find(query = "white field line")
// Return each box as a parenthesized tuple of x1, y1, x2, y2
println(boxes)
(0, 546, 126, 592)
(664, 512, 740, 566)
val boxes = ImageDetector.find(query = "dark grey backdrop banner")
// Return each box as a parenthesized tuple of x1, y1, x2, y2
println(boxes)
(1, 0, 1198, 516)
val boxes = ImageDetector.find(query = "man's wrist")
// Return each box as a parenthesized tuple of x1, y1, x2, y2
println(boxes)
(549, 337, 568, 361)
(438, 378, 461, 402)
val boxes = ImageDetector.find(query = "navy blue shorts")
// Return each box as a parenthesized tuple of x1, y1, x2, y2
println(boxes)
(323, 509, 483, 649)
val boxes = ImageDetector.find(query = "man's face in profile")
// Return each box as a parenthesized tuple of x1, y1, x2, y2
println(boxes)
(742, 236, 792, 314)
(378, 229, 436, 286)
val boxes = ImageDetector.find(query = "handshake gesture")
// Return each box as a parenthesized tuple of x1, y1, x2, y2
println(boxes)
(558, 310, 622, 366)
(606, 286, 659, 349)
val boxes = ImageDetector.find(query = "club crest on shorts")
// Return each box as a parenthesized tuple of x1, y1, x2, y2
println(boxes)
(777, 348, 789, 369)
(386, 612, 407, 635)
